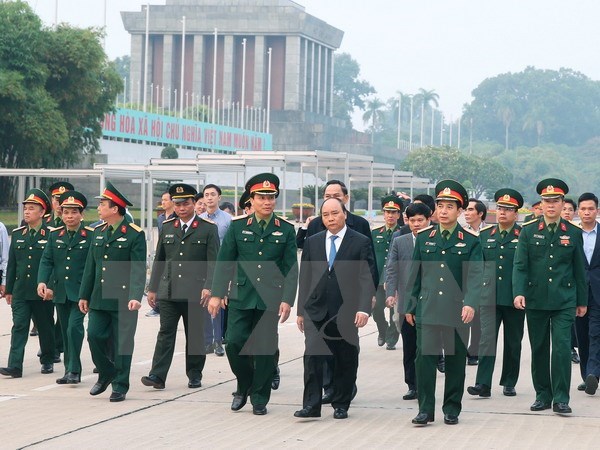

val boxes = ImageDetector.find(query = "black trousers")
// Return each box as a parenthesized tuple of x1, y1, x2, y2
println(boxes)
(303, 317, 359, 411)
(401, 318, 417, 389)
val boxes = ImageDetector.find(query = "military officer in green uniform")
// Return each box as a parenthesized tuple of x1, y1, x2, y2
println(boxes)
(0, 189, 55, 378)
(372, 195, 402, 349)
(468, 188, 525, 398)
(38, 191, 92, 384)
(523, 200, 542, 223)
(78, 181, 147, 402)
(209, 173, 298, 416)
(141, 183, 219, 390)
(513, 178, 587, 414)
(406, 180, 483, 426)
(46, 181, 74, 228)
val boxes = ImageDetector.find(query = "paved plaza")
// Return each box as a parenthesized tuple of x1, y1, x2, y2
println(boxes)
(1, 292, 600, 449)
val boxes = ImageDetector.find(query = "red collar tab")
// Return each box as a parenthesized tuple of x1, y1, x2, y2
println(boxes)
(174, 221, 180, 228)
(538, 221, 544, 231)
(59, 229, 66, 237)
(491, 228, 497, 236)
(274, 218, 280, 227)
(81, 229, 87, 237)
(458, 230, 464, 240)
(247, 217, 253, 226)
(429, 229, 436, 238)
(192, 220, 198, 228)
(40, 229, 46, 237)
(561, 222, 567, 232)
(121, 225, 127, 234)
(514, 228, 520, 236)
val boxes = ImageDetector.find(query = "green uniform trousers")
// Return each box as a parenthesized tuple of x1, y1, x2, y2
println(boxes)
(8, 299, 55, 371)
(526, 308, 574, 404)
(372, 285, 400, 346)
(415, 323, 468, 417)
(55, 301, 85, 374)
(150, 299, 206, 383)
(476, 305, 525, 389)
(226, 307, 279, 406)
(87, 309, 138, 394)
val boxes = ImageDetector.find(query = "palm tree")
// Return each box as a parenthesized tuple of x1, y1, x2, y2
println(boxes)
(497, 105, 514, 151)
(415, 89, 439, 148)
(523, 110, 544, 147)
(362, 97, 385, 144)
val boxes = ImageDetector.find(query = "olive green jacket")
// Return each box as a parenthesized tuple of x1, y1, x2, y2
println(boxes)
(371, 224, 399, 285)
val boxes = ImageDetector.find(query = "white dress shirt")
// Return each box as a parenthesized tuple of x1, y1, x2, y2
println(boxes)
(582, 223, 598, 265)
(325, 225, 347, 262)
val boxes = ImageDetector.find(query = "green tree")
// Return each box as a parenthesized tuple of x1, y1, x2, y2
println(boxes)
(362, 97, 385, 143)
(332, 53, 375, 124)
(161, 145, 178, 159)
(415, 88, 439, 148)
(0, 1, 121, 204)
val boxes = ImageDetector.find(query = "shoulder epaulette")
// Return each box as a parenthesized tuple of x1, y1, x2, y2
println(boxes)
(276, 215, 295, 226)
(49, 225, 65, 233)
(417, 225, 434, 234)
(12, 225, 26, 233)
(93, 221, 106, 229)
(163, 217, 177, 224)
(463, 227, 479, 236)
(568, 220, 582, 229)
(479, 224, 494, 232)
(200, 217, 215, 224)
(129, 222, 143, 232)
(84, 226, 95, 232)
(522, 219, 538, 226)
(232, 215, 248, 221)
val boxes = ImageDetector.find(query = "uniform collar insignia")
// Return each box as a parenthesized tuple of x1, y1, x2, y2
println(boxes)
(274, 218, 280, 227)
(192, 220, 198, 228)
(81, 229, 87, 237)
(59, 229, 65, 237)
(121, 225, 127, 234)
(514, 228, 520, 236)
(538, 221, 544, 231)
(22, 228, 27, 235)
(40, 229, 46, 236)
(101, 224, 108, 232)
(247, 217, 253, 226)
(491, 228, 497, 236)
(458, 230, 464, 240)
(429, 229, 436, 238)
(174, 220, 180, 228)
(560, 222, 567, 232)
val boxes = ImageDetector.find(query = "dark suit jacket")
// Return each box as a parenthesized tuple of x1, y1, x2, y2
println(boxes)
(385, 233, 415, 314)
(584, 226, 600, 307)
(298, 228, 377, 341)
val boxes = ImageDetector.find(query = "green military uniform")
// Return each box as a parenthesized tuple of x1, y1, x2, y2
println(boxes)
(38, 191, 91, 382)
(406, 180, 483, 422)
(79, 182, 147, 396)
(474, 189, 525, 393)
(2, 189, 55, 375)
(145, 183, 220, 386)
(372, 195, 402, 348)
(513, 179, 587, 408)
(211, 174, 298, 409)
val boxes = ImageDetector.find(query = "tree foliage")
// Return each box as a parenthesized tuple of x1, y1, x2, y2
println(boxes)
(464, 67, 600, 147)
(332, 53, 375, 124)
(400, 147, 511, 199)
(161, 145, 178, 159)
(0, 1, 122, 203)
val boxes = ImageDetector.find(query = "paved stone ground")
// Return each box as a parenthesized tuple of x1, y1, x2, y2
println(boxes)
(1, 294, 600, 449)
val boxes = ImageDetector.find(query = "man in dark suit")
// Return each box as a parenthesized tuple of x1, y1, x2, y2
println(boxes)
(141, 183, 220, 391)
(576, 192, 600, 395)
(385, 202, 432, 401)
(294, 198, 377, 420)
(295, 179, 375, 403)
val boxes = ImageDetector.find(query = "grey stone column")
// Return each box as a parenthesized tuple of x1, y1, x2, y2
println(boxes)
(254, 35, 265, 108)
(130, 34, 143, 105)
(163, 34, 174, 109)
(284, 35, 301, 110)
(302, 38, 308, 111)
(223, 35, 234, 103)
(193, 34, 204, 103)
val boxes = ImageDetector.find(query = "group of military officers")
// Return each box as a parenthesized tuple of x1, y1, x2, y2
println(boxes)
(0, 172, 596, 425)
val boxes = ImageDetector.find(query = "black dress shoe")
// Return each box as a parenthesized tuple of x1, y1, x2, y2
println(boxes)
(56, 374, 69, 384)
(386, 344, 396, 350)
(0, 367, 22, 378)
(577, 382, 587, 391)
(205, 343, 215, 354)
(333, 408, 348, 419)
(444, 414, 459, 425)
(30, 326, 38, 337)
(253, 405, 268, 415)
(437, 357, 445, 373)
(530, 400, 551, 411)
(271, 366, 281, 390)
(37, 349, 42, 358)
(377, 334, 385, 346)
(571, 349, 580, 364)
(141, 374, 165, 389)
(467, 356, 478, 366)
(412, 412, 434, 424)
(585, 374, 599, 395)
(467, 383, 491, 397)
(553, 402, 572, 414)
(322, 392, 333, 404)
(351, 384, 358, 401)
(503, 386, 516, 396)
(41, 363, 54, 374)
(231, 392, 248, 411)
(65, 372, 81, 384)
(93, 367, 99, 374)
(109, 392, 126, 402)
(214, 343, 225, 357)
(294, 406, 321, 418)
(90, 378, 112, 396)
(403, 389, 418, 400)
(188, 378, 202, 389)
(53, 354, 62, 364)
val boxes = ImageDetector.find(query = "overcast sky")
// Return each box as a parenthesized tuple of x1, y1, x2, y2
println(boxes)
(24, 0, 600, 120)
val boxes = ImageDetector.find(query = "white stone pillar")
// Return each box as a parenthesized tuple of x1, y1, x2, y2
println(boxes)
(223, 35, 234, 103)
(193, 34, 204, 101)
(163, 34, 174, 108)
(254, 36, 265, 108)
(284, 35, 301, 110)
(130, 34, 143, 104)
